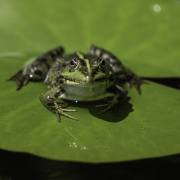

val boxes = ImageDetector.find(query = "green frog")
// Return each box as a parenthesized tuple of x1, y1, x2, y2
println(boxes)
(9, 45, 142, 120)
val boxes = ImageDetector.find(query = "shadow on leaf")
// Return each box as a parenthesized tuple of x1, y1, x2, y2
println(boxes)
(89, 96, 133, 122)
(68, 96, 133, 123)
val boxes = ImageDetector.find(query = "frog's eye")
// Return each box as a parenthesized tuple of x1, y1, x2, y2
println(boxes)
(100, 59, 106, 67)
(70, 58, 79, 69)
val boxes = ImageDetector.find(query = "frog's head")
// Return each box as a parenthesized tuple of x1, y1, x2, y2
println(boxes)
(61, 52, 111, 84)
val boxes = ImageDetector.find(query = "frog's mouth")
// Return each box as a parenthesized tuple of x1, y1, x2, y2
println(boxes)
(63, 76, 108, 85)
(64, 78, 81, 85)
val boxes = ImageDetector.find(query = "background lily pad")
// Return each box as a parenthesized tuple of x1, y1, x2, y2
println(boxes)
(0, 0, 180, 163)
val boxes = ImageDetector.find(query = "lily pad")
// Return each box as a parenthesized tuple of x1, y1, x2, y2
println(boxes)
(0, 0, 180, 163)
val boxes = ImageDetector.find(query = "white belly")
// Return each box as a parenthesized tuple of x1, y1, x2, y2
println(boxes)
(61, 81, 112, 101)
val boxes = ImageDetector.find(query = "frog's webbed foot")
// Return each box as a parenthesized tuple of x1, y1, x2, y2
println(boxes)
(8, 70, 30, 90)
(54, 102, 77, 121)
(40, 94, 77, 121)
(125, 71, 143, 94)
(130, 76, 143, 94)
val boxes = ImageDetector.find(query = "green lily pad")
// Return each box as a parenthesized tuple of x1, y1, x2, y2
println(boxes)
(0, 0, 180, 163)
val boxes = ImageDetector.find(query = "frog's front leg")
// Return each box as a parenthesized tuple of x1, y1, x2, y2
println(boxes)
(9, 46, 64, 90)
(88, 45, 143, 93)
(127, 71, 143, 94)
(97, 94, 120, 113)
(97, 87, 127, 113)
(39, 89, 77, 121)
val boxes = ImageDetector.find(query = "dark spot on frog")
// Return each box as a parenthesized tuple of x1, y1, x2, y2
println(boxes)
(101, 59, 106, 66)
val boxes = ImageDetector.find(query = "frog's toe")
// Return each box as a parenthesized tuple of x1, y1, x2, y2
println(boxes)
(8, 70, 29, 90)
(97, 96, 119, 114)
(59, 110, 78, 120)
(55, 107, 78, 121)
(55, 112, 62, 122)
(61, 108, 77, 112)
(62, 112, 78, 120)
(129, 76, 143, 95)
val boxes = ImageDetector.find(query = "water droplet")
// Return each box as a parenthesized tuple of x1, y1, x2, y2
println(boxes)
(69, 141, 78, 148)
(152, 3, 161, 13)
(80, 146, 87, 150)
(72, 142, 78, 148)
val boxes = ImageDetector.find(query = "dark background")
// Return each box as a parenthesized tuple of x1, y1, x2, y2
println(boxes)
(0, 149, 180, 180)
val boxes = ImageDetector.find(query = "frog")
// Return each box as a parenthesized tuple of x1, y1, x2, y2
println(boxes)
(9, 45, 142, 121)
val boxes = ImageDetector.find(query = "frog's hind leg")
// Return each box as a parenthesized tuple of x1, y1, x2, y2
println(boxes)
(129, 74, 143, 94)
(96, 85, 128, 114)
(88, 45, 124, 73)
(96, 95, 120, 114)
(89, 45, 143, 93)
(9, 46, 64, 90)
(122, 70, 143, 94)
(89, 45, 118, 60)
